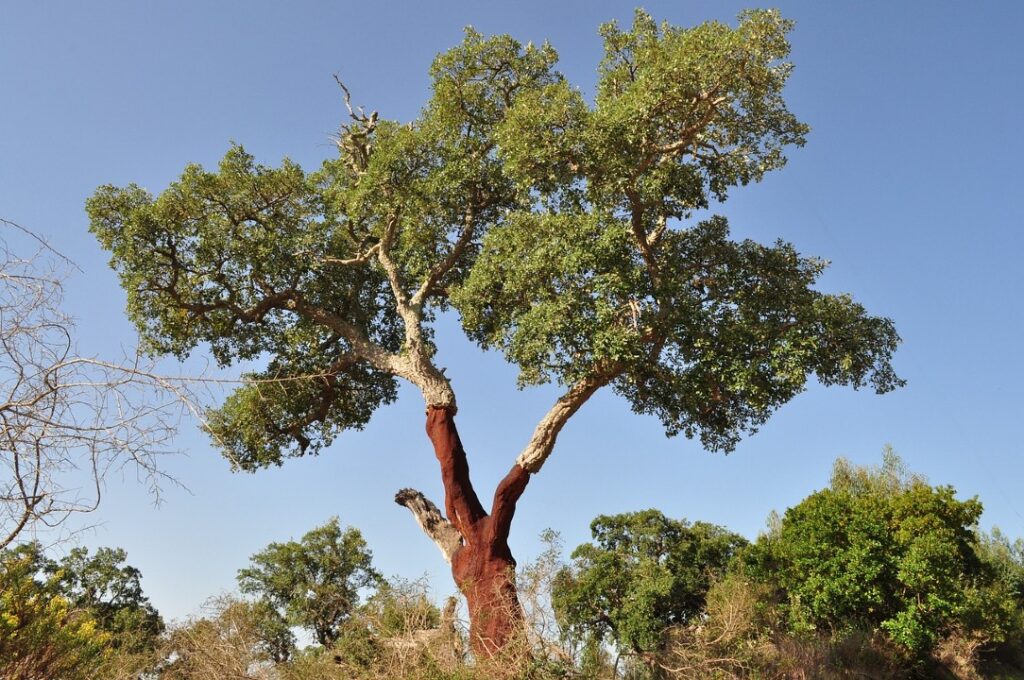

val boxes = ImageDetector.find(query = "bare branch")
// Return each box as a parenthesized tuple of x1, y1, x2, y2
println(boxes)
(0, 217, 79, 271)
(333, 74, 375, 127)
(305, 243, 380, 268)
(0, 223, 194, 548)
(376, 216, 413, 312)
(394, 487, 463, 563)
(332, 76, 379, 174)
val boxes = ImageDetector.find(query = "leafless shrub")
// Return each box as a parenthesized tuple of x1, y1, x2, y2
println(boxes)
(158, 594, 279, 680)
(654, 576, 768, 679)
(652, 577, 911, 680)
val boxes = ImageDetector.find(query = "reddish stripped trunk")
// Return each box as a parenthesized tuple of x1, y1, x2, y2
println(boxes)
(425, 406, 530, 656)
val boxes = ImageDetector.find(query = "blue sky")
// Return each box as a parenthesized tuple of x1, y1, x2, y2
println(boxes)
(2, 1, 1022, 623)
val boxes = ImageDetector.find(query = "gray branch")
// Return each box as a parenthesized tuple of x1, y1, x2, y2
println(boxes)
(394, 488, 463, 563)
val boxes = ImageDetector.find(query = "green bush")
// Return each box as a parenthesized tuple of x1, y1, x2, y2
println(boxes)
(552, 509, 747, 659)
(745, 449, 994, 657)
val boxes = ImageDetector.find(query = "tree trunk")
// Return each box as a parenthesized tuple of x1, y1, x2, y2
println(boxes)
(421, 405, 531, 657)
(450, 516, 523, 656)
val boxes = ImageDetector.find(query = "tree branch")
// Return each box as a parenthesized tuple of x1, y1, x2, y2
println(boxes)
(288, 298, 401, 374)
(489, 463, 530, 543)
(425, 406, 486, 538)
(300, 243, 380, 268)
(394, 488, 463, 563)
(376, 216, 411, 312)
(1, 224, 189, 547)
(625, 189, 660, 285)
(411, 205, 477, 308)
(515, 370, 619, 473)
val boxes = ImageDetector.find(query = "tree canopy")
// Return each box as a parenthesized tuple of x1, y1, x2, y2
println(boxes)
(47, 546, 164, 653)
(553, 510, 747, 655)
(87, 8, 902, 473)
(237, 517, 381, 647)
(0, 544, 111, 680)
(0, 542, 162, 679)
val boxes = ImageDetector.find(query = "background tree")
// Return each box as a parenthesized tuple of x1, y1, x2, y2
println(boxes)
(971, 529, 1024, 667)
(87, 9, 902, 654)
(0, 542, 162, 680)
(553, 510, 746, 663)
(0, 219, 186, 550)
(237, 517, 381, 647)
(744, 449, 989, 656)
(47, 546, 164, 654)
(1, 543, 109, 680)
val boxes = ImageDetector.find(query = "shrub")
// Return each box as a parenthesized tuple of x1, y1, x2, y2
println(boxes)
(0, 544, 110, 680)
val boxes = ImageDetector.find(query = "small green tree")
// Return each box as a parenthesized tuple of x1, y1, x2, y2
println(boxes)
(249, 599, 298, 664)
(88, 9, 902, 654)
(977, 529, 1024, 612)
(553, 510, 747, 659)
(747, 450, 988, 656)
(237, 517, 381, 647)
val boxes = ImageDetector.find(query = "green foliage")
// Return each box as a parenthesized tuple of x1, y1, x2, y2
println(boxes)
(89, 9, 902, 472)
(237, 517, 382, 646)
(498, 9, 807, 212)
(0, 544, 111, 680)
(87, 146, 403, 471)
(746, 449, 989, 656)
(204, 355, 399, 471)
(47, 546, 164, 653)
(978, 529, 1024, 613)
(968, 529, 1024, 653)
(248, 598, 297, 664)
(552, 509, 747, 655)
(449, 8, 903, 450)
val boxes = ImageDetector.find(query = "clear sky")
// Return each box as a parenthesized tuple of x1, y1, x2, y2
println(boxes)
(2, 1, 1022, 623)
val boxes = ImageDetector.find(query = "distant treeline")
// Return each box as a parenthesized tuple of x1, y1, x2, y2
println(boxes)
(3, 450, 1022, 679)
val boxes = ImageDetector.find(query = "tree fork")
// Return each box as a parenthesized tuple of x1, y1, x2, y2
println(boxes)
(396, 405, 532, 656)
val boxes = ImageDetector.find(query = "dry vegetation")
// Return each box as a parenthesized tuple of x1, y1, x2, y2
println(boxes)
(142, 548, 1023, 680)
